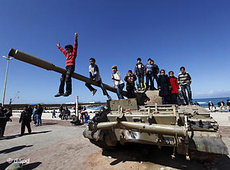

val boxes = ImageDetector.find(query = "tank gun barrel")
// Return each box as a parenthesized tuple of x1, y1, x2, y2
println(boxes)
(8, 48, 126, 96)
(89, 121, 186, 137)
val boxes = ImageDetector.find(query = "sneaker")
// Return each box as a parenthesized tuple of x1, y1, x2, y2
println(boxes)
(92, 89, 97, 96)
(63, 92, 71, 97)
(54, 92, 63, 97)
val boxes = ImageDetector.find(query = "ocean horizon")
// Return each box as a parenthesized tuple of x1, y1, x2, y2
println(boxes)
(194, 96, 230, 107)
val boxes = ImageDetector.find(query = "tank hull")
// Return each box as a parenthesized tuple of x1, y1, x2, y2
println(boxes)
(83, 97, 228, 161)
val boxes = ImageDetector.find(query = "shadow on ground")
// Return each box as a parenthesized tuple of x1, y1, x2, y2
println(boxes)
(0, 145, 33, 154)
(0, 162, 41, 170)
(0, 130, 52, 140)
(0, 162, 10, 169)
(41, 122, 57, 126)
(102, 144, 230, 170)
(23, 162, 42, 169)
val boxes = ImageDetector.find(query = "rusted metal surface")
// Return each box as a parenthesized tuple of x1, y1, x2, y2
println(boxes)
(108, 98, 138, 111)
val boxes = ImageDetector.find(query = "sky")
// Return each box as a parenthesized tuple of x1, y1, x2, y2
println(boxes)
(0, 0, 230, 104)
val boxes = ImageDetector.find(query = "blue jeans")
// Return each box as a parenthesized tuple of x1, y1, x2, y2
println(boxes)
(137, 75, 144, 89)
(180, 84, 192, 105)
(59, 66, 74, 94)
(117, 83, 124, 99)
(36, 114, 42, 126)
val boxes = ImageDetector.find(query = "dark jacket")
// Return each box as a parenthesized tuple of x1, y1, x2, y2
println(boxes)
(158, 75, 171, 96)
(208, 102, 214, 108)
(0, 108, 12, 121)
(5, 109, 12, 121)
(218, 102, 225, 107)
(227, 100, 230, 106)
(19, 110, 31, 123)
(124, 74, 137, 88)
(152, 64, 159, 75)
(28, 107, 33, 116)
(0, 108, 6, 117)
(134, 63, 145, 76)
(37, 106, 43, 116)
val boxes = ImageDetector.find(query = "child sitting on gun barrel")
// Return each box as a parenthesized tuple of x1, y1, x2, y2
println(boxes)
(55, 33, 78, 97)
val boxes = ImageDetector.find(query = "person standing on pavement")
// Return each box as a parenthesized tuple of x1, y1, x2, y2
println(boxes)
(59, 104, 63, 116)
(0, 106, 8, 137)
(19, 106, 32, 136)
(112, 65, 125, 99)
(178, 66, 193, 105)
(32, 105, 37, 125)
(134, 58, 145, 90)
(85, 58, 111, 100)
(52, 109, 56, 118)
(36, 104, 43, 126)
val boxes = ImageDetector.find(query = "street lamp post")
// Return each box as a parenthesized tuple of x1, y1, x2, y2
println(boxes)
(2, 56, 13, 107)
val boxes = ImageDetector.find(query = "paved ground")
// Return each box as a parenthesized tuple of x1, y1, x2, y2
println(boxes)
(0, 112, 230, 170)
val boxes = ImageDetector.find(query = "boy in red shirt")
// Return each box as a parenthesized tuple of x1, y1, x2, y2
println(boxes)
(169, 71, 179, 104)
(55, 33, 78, 97)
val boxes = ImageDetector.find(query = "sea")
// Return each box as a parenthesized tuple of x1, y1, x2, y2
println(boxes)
(86, 97, 230, 110)
(194, 97, 230, 107)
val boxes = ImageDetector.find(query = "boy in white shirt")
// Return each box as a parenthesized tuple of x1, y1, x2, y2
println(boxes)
(112, 65, 124, 99)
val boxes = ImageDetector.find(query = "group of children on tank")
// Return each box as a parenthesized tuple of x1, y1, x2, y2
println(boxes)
(54, 33, 192, 105)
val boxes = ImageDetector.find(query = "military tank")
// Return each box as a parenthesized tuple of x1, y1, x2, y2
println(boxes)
(8, 49, 228, 161)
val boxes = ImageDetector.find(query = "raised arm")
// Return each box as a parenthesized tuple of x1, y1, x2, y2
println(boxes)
(73, 33, 78, 58)
(57, 42, 67, 56)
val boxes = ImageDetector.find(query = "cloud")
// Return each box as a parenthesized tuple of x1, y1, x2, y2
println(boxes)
(194, 89, 230, 99)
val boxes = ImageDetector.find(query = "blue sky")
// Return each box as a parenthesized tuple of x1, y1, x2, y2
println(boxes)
(0, 0, 230, 104)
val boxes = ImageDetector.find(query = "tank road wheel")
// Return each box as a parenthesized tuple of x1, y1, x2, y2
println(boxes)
(89, 131, 118, 149)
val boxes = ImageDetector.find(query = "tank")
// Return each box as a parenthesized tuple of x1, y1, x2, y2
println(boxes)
(8, 48, 229, 161)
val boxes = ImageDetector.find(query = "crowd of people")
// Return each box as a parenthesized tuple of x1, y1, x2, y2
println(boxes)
(58, 104, 89, 124)
(32, 104, 43, 126)
(208, 100, 230, 112)
(83, 57, 192, 105)
(58, 104, 71, 120)
(20, 104, 44, 136)
(0, 104, 44, 137)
